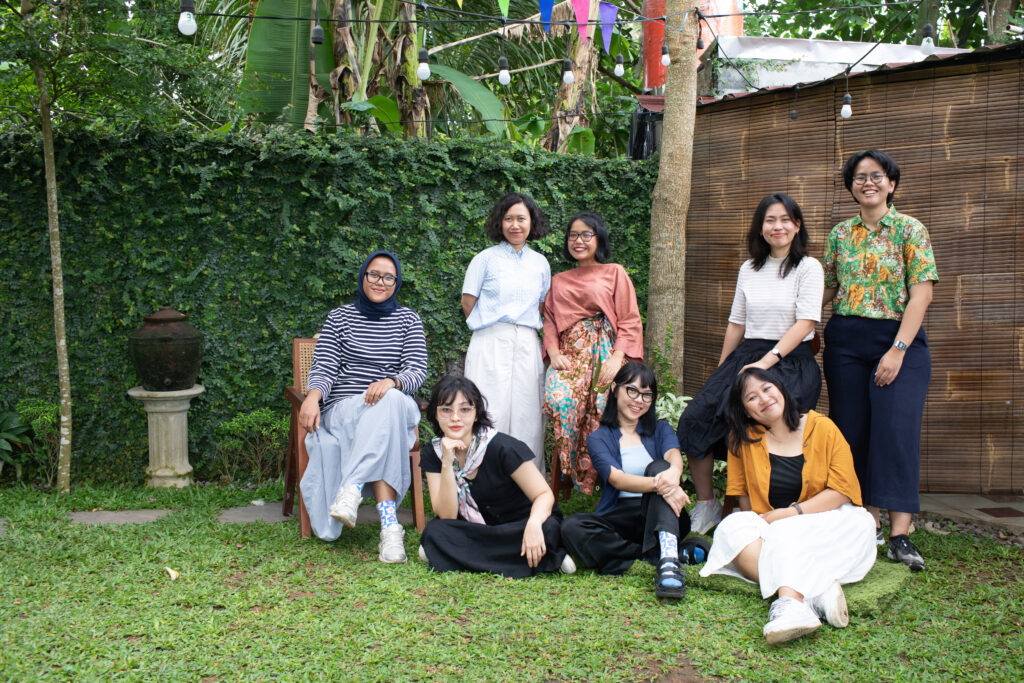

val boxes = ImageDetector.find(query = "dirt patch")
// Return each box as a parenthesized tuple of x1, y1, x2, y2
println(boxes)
(883, 510, 1024, 548)
(287, 591, 317, 599)
(634, 655, 724, 683)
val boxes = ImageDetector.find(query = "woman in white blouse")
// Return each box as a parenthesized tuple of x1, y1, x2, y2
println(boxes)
(677, 193, 824, 534)
(461, 192, 551, 473)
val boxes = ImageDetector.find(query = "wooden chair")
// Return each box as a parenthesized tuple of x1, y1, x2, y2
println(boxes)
(282, 338, 426, 537)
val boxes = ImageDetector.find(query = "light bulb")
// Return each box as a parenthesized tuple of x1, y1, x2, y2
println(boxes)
(840, 93, 852, 119)
(613, 54, 624, 78)
(417, 48, 430, 81)
(921, 23, 936, 56)
(661, 45, 670, 67)
(562, 59, 574, 85)
(790, 109, 798, 120)
(498, 56, 511, 85)
(178, 0, 197, 36)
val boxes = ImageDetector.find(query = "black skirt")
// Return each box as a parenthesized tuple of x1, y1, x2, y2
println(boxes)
(676, 339, 821, 460)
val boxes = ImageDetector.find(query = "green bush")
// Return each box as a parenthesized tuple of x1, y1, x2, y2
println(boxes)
(0, 410, 32, 481)
(14, 399, 60, 487)
(1, 126, 656, 484)
(212, 408, 289, 483)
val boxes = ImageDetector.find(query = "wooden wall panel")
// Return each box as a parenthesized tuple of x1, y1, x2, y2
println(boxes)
(683, 53, 1023, 493)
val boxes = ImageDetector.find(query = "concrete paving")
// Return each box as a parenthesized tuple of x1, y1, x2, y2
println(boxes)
(920, 492, 1024, 532)
(218, 504, 291, 524)
(69, 509, 171, 525)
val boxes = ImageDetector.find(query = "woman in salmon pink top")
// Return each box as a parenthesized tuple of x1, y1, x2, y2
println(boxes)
(542, 211, 644, 495)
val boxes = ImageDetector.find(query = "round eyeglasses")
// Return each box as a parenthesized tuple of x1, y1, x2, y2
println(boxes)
(365, 271, 397, 286)
(623, 386, 654, 403)
(568, 231, 596, 243)
(852, 172, 886, 186)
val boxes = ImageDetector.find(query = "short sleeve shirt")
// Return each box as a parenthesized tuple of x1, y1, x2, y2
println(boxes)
(462, 242, 551, 331)
(823, 207, 938, 320)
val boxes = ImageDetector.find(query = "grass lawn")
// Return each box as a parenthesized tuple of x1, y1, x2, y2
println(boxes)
(1, 483, 1021, 681)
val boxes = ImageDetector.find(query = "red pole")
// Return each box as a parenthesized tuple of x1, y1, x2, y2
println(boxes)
(642, 0, 666, 90)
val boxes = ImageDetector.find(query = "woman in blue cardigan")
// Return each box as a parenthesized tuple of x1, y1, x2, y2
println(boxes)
(561, 361, 695, 599)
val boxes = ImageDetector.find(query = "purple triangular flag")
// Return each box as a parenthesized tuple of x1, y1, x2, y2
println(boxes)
(571, 0, 590, 43)
(538, 0, 554, 33)
(599, 2, 618, 54)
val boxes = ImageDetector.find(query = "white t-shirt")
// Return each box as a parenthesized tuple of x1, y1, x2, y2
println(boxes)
(728, 256, 824, 341)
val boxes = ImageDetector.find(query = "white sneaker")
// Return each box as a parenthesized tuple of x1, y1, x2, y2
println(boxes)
(329, 484, 361, 528)
(690, 498, 723, 535)
(378, 525, 407, 563)
(763, 597, 821, 644)
(560, 555, 577, 575)
(418, 544, 428, 562)
(807, 580, 849, 628)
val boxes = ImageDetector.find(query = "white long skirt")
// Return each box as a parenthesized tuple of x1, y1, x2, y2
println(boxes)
(300, 390, 420, 541)
(700, 503, 877, 600)
(464, 322, 545, 474)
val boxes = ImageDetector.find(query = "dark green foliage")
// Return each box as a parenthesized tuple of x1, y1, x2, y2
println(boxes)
(12, 399, 60, 486)
(212, 408, 289, 483)
(1, 126, 656, 484)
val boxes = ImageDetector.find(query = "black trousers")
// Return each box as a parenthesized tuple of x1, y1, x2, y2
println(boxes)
(561, 460, 692, 575)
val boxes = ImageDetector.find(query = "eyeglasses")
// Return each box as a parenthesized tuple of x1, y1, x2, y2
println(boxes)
(852, 172, 887, 186)
(438, 406, 475, 418)
(365, 271, 397, 286)
(622, 386, 654, 403)
(568, 231, 596, 243)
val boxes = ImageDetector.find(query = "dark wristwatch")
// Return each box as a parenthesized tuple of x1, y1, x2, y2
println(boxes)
(892, 340, 908, 351)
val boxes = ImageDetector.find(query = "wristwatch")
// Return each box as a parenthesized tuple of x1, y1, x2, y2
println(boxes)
(770, 347, 783, 360)
(892, 340, 908, 351)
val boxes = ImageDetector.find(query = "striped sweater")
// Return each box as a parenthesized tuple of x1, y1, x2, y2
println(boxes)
(306, 304, 428, 408)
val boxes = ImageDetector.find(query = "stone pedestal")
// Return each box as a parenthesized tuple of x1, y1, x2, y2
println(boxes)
(128, 384, 204, 488)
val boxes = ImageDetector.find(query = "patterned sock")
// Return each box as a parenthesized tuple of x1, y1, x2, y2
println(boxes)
(377, 500, 399, 528)
(658, 531, 682, 588)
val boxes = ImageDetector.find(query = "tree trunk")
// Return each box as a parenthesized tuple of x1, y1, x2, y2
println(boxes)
(542, 0, 600, 152)
(914, 0, 940, 39)
(32, 64, 72, 493)
(330, 0, 361, 124)
(646, 0, 699, 391)
(395, 1, 429, 137)
(305, 0, 331, 131)
(986, 0, 1022, 41)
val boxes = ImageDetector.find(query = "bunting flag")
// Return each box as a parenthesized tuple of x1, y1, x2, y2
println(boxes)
(570, 0, 590, 42)
(538, 0, 554, 32)
(497, 0, 509, 17)
(599, 2, 618, 55)
(455, 0, 462, 7)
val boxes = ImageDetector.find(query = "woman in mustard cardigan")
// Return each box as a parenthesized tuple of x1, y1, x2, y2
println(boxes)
(700, 368, 876, 644)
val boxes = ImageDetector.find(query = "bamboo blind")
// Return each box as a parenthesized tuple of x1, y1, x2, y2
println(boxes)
(683, 53, 1023, 493)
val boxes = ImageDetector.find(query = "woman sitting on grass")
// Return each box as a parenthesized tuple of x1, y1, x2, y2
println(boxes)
(700, 368, 876, 643)
(561, 361, 697, 601)
(418, 375, 572, 578)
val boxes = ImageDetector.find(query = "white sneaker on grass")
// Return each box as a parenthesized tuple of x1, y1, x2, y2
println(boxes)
(807, 580, 849, 628)
(378, 525, 407, 563)
(763, 597, 821, 644)
(418, 545, 428, 562)
(690, 498, 723, 535)
(560, 555, 577, 575)
(329, 484, 361, 528)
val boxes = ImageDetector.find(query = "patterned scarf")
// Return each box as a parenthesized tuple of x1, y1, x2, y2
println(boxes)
(431, 427, 496, 525)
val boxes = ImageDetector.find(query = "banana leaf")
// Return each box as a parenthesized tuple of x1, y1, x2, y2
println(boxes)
(239, 0, 335, 126)
(430, 64, 508, 139)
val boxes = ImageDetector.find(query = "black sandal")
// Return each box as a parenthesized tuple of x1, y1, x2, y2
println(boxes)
(654, 557, 686, 599)
(680, 537, 711, 566)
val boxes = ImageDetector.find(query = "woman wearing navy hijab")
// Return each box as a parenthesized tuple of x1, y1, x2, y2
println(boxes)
(299, 251, 428, 563)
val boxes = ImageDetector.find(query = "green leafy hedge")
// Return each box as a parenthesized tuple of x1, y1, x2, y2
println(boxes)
(0, 127, 656, 484)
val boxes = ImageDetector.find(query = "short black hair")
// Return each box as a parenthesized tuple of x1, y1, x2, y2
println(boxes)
(746, 193, 809, 279)
(842, 149, 901, 205)
(599, 361, 658, 435)
(562, 210, 611, 263)
(483, 192, 550, 242)
(724, 368, 800, 454)
(426, 375, 494, 437)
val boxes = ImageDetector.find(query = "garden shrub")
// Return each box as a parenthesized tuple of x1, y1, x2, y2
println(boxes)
(14, 399, 61, 487)
(0, 126, 657, 484)
(211, 408, 289, 483)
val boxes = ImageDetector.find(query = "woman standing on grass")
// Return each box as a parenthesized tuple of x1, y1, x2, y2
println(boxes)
(676, 193, 823, 535)
(823, 149, 937, 571)
(461, 192, 551, 474)
(543, 211, 644, 495)
(700, 368, 876, 644)
(418, 375, 572, 577)
(298, 251, 427, 564)
(561, 361, 698, 601)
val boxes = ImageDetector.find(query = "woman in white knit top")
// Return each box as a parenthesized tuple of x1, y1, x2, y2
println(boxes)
(677, 193, 824, 534)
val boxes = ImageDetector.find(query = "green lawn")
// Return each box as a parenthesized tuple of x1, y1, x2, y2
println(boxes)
(1, 484, 1021, 681)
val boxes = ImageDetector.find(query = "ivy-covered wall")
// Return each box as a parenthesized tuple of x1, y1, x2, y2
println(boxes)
(1, 128, 657, 484)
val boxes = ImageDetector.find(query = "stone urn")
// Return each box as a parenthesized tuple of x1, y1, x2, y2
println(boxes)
(128, 307, 204, 391)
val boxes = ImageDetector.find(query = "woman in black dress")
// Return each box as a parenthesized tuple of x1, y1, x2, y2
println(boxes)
(418, 375, 572, 577)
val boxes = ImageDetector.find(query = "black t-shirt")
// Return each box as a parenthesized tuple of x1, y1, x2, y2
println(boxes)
(767, 453, 805, 509)
(420, 432, 537, 525)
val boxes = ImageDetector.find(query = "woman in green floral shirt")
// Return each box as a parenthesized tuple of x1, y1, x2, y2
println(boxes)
(823, 149, 938, 573)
